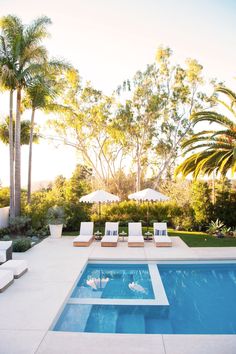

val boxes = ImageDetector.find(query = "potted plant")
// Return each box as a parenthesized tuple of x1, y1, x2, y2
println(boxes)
(46, 206, 65, 238)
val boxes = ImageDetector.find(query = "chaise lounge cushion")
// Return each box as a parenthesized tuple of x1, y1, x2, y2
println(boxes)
(0, 270, 14, 292)
(101, 235, 119, 243)
(101, 233, 119, 247)
(73, 222, 94, 247)
(128, 236, 144, 247)
(154, 235, 172, 247)
(0, 260, 28, 278)
(73, 235, 93, 242)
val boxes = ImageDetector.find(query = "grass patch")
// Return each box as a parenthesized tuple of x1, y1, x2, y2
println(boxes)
(63, 227, 236, 247)
(169, 229, 236, 247)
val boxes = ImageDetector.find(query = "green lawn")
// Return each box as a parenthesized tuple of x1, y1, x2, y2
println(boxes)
(63, 227, 236, 247)
(168, 229, 236, 247)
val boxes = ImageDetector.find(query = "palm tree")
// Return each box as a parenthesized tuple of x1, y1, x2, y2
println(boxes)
(0, 16, 19, 217)
(0, 117, 38, 145)
(23, 66, 65, 203)
(0, 15, 51, 216)
(175, 86, 236, 178)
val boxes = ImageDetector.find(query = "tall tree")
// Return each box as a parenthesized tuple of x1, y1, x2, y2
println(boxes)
(0, 16, 19, 217)
(23, 62, 67, 203)
(0, 15, 51, 215)
(175, 86, 236, 178)
(48, 71, 127, 189)
(116, 47, 213, 188)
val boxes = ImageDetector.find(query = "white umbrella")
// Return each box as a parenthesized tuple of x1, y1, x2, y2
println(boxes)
(128, 188, 169, 202)
(80, 190, 120, 203)
(80, 189, 120, 226)
(128, 188, 170, 230)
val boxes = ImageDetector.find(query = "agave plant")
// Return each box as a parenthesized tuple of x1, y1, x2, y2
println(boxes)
(221, 226, 231, 237)
(207, 219, 225, 235)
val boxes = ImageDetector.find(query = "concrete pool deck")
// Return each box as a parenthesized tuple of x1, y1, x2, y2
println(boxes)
(0, 236, 236, 354)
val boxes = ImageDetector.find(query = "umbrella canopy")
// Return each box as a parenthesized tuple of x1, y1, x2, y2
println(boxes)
(80, 190, 120, 203)
(128, 188, 169, 232)
(80, 190, 120, 230)
(128, 188, 169, 202)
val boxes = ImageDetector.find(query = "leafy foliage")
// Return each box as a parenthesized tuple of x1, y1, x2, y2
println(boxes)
(207, 219, 225, 235)
(176, 86, 236, 178)
(190, 181, 212, 227)
(13, 238, 31, 252)
(0, 118, 38, 145)
(46, 206, 65, 225)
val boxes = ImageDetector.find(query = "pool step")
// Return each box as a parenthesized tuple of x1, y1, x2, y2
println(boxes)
(116, 313, 146, 333)
(74, 287, 103, 298)
(85, 306, 118, 333)
(54, 304, 92, 332)
(76, 304, 93, 332)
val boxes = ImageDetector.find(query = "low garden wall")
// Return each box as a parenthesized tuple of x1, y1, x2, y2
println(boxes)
(0, 206, 10, 229)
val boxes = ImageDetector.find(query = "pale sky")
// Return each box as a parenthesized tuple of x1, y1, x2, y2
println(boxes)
(0, 0, 236, 186)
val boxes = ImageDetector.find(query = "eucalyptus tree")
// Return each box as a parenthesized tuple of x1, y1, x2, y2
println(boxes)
(175, 86, 236, 178)
(0, 14, 51, 215)
(115, 93, 157, 191)
(116, 47, 213, 188)
(49, 70, 127, 189)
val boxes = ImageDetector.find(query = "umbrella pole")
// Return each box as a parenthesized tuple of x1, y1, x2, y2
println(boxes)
(147, 201, 149, 232)
(99, 201, 101, 231)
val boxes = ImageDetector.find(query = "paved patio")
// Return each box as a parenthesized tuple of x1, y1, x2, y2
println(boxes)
(0, 236, 236, 354)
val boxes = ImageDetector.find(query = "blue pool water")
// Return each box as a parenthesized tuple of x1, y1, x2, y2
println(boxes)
(71, 263, 154, 299)
(159, 263, 236, 334)
(53, 262, 236, 334)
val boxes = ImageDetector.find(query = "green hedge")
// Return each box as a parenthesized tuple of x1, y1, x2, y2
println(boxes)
(90, 200, 186, 227)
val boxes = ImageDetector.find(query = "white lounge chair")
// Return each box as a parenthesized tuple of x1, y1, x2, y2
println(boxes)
(153, 222, 172, 247)
(73, 222, 94, 247)
(128, 222, 144, 247)
(0, 241, 13, 264)
(101, 222, 119, 247)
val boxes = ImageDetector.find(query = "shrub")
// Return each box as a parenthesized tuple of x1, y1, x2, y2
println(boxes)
(0, 187, 10, 207)
(25, 226, 49, 238)
(0, 227, 10, 238)
(91, 200, 183, 228)
(2, 235, 11, 241)
(13, 238, 31, 252)
(9, 216, 31, 234)
(23, 190, 59, 229)
(190, 181, 212, 227)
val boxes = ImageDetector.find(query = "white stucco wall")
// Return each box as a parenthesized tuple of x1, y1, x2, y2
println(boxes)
(0, 207, 10, 229)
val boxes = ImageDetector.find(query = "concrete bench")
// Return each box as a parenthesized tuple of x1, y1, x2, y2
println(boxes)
(0, 270, 14, 292)
(0, 260, 28, 278)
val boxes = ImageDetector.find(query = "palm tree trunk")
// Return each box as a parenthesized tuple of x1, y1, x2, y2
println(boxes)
(14, 87, 21, 216)
(27, 108, 35, 204)
(9, 90, 15, 218)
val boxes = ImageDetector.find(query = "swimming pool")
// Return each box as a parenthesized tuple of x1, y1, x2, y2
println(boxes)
(71, 263, 155, 299)
(53, 261, 236, 334)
